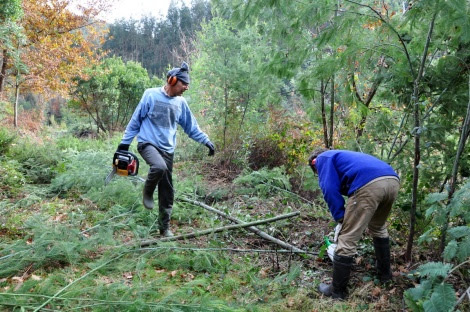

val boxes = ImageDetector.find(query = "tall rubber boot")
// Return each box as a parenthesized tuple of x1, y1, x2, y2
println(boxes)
(318, 254, 353, 299)
(142, 168, 162, 210)
(373, 236, 392, 283)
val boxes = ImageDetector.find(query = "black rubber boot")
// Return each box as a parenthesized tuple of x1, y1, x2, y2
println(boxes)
(318, 254, 353, 299)
(160, 229, 174, 237)
(373, 237, 392, 283)
(142, 180, 157, 209)
(143, 168, 162, 210)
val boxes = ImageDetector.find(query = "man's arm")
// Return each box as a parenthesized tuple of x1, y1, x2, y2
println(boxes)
(317, 157, 345, 222)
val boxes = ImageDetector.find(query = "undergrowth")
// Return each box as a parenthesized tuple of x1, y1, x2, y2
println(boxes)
(3, 130, 465, 311)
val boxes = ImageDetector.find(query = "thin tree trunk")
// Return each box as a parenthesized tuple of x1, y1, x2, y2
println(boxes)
(0, 49, 7, 93)
(14, 83, 19, 128)
(405, 12, 437, 262)
(329, 75, 335, 147)
(321, 80, 328, 147)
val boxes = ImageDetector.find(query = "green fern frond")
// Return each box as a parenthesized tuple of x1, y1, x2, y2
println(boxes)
(417, 262, 452, 280)
(447, 226, 470, 239)
(443, 240, 458, 262)
(422, 283, 456, 312)
(456, 236, 470, 262)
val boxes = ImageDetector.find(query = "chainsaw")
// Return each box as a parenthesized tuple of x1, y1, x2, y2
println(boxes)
(104, 150, 145, 185)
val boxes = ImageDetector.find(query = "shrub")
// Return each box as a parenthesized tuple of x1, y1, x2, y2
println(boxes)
(0, 127, 15, 156)
(0, 158, 26, 197)
(248, 136, 287, 170)
(8, 141, 62, 184)
(233, 166, 291, 197)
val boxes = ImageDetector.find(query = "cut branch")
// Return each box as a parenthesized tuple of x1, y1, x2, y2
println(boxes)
(138, 211, 300, 248)
(180, 197, 306, 253)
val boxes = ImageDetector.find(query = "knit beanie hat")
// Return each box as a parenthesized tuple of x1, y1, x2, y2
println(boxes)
(167, 62, 190, 84)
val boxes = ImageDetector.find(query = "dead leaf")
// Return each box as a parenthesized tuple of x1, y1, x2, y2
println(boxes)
(123, 272, 133, 279)
(155, 269, 166, 273)
(30, 274, 41, 281)
(371, 286, 381, 297)
(169, 270, 178, 278)
(259, 267, 270, 278)
(287, 297, 295, 307)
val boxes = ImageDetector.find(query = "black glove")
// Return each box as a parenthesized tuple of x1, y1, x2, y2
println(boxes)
(117, 143, 129, 151)
(205, 141, 215, 156)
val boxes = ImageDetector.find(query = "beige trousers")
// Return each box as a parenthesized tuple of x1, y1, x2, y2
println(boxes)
(336, 177, 400, 257)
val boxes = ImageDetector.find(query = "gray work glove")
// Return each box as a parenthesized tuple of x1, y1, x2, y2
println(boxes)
(334, 222, 342, 243)
(327, 243, 337, 262)
(326, 223, 342, 262)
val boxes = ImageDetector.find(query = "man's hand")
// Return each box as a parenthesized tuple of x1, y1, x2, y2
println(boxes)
(117, 143, 129, 151)
(205, 141, 215, 156)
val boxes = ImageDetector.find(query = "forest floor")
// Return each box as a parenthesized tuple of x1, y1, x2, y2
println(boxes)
(161, 160, 428, 311)
(1, 153, 467, 311)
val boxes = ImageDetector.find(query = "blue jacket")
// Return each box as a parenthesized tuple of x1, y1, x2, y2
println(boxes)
(121, 87, 210, 153)
(316, 150, 399, 221)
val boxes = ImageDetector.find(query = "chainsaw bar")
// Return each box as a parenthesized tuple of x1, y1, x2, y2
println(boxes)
(104, 166, 117, 186)
(104, 167, 146, 186)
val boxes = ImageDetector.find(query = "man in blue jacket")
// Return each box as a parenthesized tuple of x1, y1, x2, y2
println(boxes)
(117, 62, 215, 237)
(308, 148, 399, 299)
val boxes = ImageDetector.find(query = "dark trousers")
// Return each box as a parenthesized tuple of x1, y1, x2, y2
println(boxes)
(137, 142, 174, 230)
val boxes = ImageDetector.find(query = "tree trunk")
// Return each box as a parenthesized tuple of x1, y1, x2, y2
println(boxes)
(0, 49, 7, 93)
(405, 12, 437, 262)
(329, 75, 335, 147)
(14, 76, 20, 128)
(320, 80, 328, 147)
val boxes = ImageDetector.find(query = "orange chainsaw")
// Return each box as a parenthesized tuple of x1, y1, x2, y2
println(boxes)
(104, 150, 144, 185)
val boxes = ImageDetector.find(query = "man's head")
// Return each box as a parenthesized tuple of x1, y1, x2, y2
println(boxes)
(308, 147, 329, 173)
(165, 62, 190, 96)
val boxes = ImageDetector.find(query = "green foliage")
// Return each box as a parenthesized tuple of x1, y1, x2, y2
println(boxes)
(191, 16, 283, 150)
(0, 0, 22, 21)
(7, 139, 61, 184)
(71, 56, 154, 133)
(404, 262, 456, 312)
(0, 127, 15, 155)
(233, 166, 291, 197)
(49, 150, 111, 194)
(0, 158, 25, 197)
(420, 181, 470, 262)
(408, 181, 470, 312)
(0, 214, 105, 278)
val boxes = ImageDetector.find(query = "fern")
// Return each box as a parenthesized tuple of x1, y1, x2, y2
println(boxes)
(417, 262, 452, 280)
(449, 180, 470, 222)
(405, 262, 457, 312)
(233, 166, 291, 197)
(422, 283, 456, 312)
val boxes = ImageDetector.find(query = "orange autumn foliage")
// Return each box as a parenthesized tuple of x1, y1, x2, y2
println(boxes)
(19, 0, 111, 98)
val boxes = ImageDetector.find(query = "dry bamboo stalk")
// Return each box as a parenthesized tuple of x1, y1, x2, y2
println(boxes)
(139, 211, 299, 247)
(180, 197, 306, 254)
